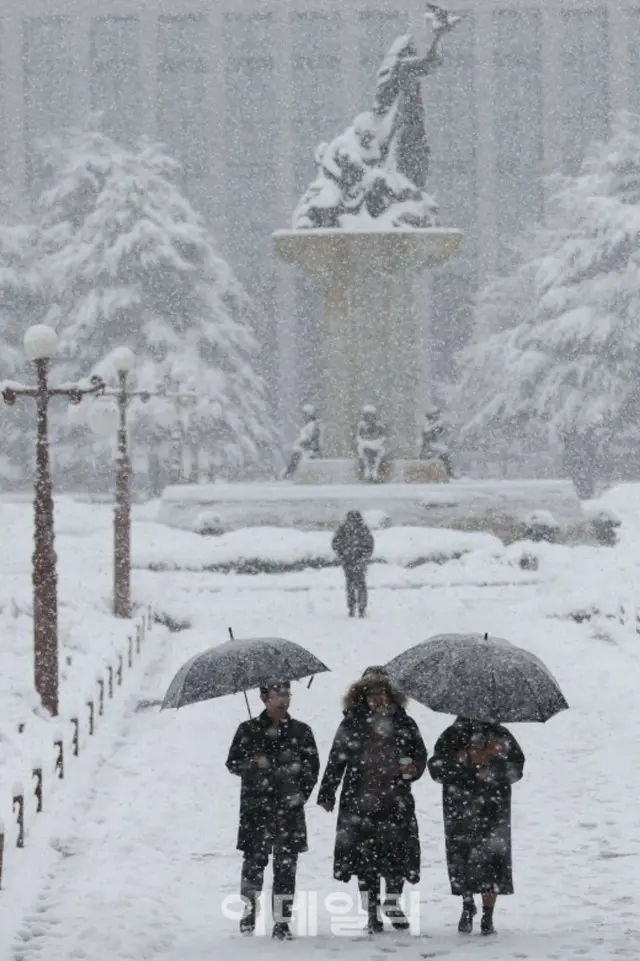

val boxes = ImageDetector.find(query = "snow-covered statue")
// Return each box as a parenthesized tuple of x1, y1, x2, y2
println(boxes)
(419, 404, 454, 477)
(355, 404, 390, 482)
(282, 404, 322, 479)
(292, 4, 462, 230)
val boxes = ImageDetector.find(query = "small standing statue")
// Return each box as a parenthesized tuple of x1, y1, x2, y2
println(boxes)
(283, 404, 322, 479)
(419, 404, 454, 478)
(292, 3, 462, 230)
(355, 404, 389, 483)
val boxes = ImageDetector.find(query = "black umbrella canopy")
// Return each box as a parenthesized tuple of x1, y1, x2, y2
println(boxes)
(385, 632, 569, 724)
(161, 636, 330, 710)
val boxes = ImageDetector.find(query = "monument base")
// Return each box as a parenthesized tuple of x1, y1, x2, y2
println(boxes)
(274, 228, 462, 458)
(294, 458, 449, 485)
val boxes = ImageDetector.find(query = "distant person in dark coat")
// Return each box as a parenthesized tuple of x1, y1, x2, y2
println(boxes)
(226, 681, 320, 940)
(318, 667, 427, 934)
(331, 510, 375, 617)
(428, 716, 525, 936)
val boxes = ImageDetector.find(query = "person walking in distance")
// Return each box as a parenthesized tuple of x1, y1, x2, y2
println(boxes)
(428, 716, 525, 936)
(317, 667, 427, 934)
(226, 681, 319, 940)
(332, 510, 374, 617)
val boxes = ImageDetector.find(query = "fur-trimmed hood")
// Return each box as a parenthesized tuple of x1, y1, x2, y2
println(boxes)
(342, 668, 408, 714)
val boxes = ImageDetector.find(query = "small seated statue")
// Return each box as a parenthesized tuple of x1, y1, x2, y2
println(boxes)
(419, 404, 454, 478)
(355, 404, 390, 482)
(283, 404, 322, 479)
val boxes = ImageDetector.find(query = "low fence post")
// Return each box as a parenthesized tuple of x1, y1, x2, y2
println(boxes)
(12, 785, 24, 848)
(71, 717, 79, 757)
(32, 763, 43, 813)
(54, 735, 64, 780)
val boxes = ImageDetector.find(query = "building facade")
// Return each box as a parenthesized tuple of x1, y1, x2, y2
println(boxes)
(0, 0, 635, 437)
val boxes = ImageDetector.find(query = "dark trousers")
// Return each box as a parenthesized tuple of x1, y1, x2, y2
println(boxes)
(344, 565, 367, 615)
(358, 874, 404, 911)
(241, 847, 298, 921)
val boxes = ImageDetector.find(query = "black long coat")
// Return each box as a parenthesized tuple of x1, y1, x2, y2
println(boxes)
(226, 711, 319, 856)
(331, 514, 374, 570)
(317, 701, 427, 883)
(428, 718, 525, 896)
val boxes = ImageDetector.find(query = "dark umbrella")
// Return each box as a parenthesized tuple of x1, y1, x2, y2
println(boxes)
(161, 635, 330, 712)
(384, 632, 568, 723)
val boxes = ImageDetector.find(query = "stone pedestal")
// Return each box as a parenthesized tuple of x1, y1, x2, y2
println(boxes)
(273, 228, 462, 459)
(294, 457, 448, 485)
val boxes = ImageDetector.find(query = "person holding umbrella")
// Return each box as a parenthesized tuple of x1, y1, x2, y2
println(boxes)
(383, 632, 567, 936)
(317, 666, 427, 934)
(427, 716, 525, 935)
(331, 510, 375, 617)
(226, 680, 320, 940)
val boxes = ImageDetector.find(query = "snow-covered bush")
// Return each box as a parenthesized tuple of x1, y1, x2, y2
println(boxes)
(584, 504, 621, 546)
(522, 510, 560, 543)
(193, 511, 224, 537)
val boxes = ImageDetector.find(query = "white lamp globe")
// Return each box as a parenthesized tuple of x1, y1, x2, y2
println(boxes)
(111, 347, 136, 374)
(87, 398, 119, 437)
(24, 325, 58, 361)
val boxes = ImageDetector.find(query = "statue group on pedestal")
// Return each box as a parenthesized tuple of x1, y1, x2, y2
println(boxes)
(291, 4, 462, 231)
(282, 403, 454, 483)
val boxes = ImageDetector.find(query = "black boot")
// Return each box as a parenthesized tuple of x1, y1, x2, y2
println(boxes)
(360, 882, 383, 934)
(272, 922, 293, 940)
(458, 898, 476, 934)
(481, 904, 496, 936)
(239, 894, 257, 935)
(382, 895, 409, 931)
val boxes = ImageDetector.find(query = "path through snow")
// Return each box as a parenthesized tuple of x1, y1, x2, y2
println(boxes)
(5, 581, 640, 961)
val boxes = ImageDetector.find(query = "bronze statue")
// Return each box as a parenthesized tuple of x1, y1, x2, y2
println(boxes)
(292, 3, 462, 230)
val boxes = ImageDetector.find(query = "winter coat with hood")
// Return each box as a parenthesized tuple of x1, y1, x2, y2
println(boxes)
(317, 670, 427, 883)
(331, 511, 375, 569)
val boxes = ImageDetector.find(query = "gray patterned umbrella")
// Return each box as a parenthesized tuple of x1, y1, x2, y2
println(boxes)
(384, 633, 568, 723)
(161, 636, 330, 711)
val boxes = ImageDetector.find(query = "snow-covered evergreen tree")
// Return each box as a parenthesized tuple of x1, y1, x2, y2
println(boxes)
(37, 124, 275, 483)
(455, 112, 640, 454)
(0, 225, 45, 483)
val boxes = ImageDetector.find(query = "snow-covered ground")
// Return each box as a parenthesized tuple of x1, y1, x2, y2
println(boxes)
(2, 485, 640, 960)
(0, 495, 161, 926)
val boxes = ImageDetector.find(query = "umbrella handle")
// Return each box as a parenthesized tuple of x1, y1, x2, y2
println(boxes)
(307, 675, 314, 689)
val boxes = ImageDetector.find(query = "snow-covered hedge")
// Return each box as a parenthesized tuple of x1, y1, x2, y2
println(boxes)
(132, 523, 502, 574)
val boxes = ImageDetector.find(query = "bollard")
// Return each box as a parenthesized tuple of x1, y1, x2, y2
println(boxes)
(135, 624, 141, 655)
(12, 784, 24, 848)
(147, 605, 153, 630)
(107, 666, 114, 699)
(87, 699, 95, 736)
(0, 818, 4, 889)
(71, 717, 79, 757)
(32, 764, 43, 813)
(127, 636, 133, 669)
(97, 677, 105, 716)
(54, 736, 64, 779)
(117, 655, 123, 687)
(17, 722, 25, 734)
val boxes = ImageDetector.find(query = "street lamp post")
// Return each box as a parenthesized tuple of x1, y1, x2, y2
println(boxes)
(1, 325, 105, 716)
(87, 365, 199, 619)
(87, 348, 147, 620)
